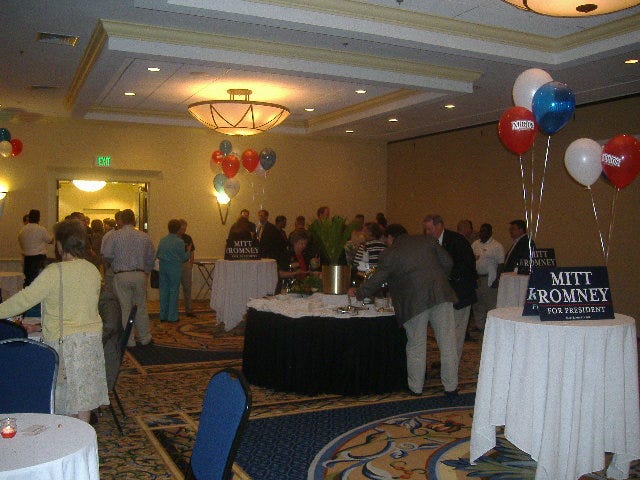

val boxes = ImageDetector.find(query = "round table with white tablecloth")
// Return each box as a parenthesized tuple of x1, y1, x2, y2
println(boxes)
(209, 259, 278, 331)
(470, 307, 640, 480)
(0, 413, 99, 480)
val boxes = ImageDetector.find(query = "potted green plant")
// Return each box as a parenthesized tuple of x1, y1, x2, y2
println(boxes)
(309, 215, 355, 294)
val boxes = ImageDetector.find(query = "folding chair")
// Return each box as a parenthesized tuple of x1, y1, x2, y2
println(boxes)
(108, 304, 137, 435)
(185, 368, 252, 480)
(0, 319, 28, 340)
(0, 338, 59, 413)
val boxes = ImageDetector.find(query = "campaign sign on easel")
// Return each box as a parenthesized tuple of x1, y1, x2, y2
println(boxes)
(528, 266, 614, 321)
(517, 248, 556, 274)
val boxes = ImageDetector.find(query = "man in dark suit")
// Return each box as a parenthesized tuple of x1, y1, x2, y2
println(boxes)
(423, 214, 477, 365)
(502, 219, 535, 274)
(348, 224, 459, 397)
(256, 209, 284, 261)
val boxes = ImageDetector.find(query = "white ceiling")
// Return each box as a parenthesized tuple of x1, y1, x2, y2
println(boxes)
(1, 0, 639, 141)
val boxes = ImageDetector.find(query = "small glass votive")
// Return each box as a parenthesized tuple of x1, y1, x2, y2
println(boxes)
(1, 418, 17, 438)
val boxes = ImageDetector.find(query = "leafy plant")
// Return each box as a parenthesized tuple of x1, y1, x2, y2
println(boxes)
(309, 215, 355, 265)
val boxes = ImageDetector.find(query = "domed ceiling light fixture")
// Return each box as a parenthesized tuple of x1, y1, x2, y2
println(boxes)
(501, 0, 640, 16)
(72, 180, 106, 192)
(188, 89, 290, 136)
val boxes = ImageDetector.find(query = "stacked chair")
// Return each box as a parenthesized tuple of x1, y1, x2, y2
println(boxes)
(108, 304, 137, 435)
(0, 319, 27, 340)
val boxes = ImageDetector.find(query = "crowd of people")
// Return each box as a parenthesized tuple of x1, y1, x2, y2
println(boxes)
(1, 208, 197, 423)
(1, 204, 537, 420)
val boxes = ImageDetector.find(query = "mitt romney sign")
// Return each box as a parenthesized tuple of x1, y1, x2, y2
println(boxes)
(529, 266, 614, 321)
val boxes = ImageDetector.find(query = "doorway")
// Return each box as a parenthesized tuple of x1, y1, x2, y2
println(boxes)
(57, 180, 149, 231)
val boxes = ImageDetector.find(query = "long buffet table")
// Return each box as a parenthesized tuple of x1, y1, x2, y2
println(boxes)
(242, 293, 407, 396)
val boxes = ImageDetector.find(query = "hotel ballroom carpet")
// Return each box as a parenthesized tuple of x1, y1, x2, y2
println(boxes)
(94, 300, 639, 480)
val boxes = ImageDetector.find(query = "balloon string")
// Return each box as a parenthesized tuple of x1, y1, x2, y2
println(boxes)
(589, 187, 606, 263)
(518, 155, 529, 234)
(528, 144, 535, 234)
(606, 188, 619, 263)
(533, 136, 551, 242)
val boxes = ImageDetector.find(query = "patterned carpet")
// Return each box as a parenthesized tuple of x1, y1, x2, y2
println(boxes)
(95, 300, 639, 480)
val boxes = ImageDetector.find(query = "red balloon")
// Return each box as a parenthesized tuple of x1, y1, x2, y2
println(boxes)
(601, 134, 640, 190)
(241, 148, 259, 172)
(498, 107, 538, 155)
(221, 154, 240, 179)
(211, 149, 224, 165)
(10, 138, 23, 157)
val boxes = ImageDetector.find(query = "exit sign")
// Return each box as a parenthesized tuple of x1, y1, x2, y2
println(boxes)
(96, 156, 111, 167)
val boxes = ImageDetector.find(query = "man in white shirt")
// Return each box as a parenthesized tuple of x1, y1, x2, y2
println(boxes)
(18, 209, 52, 286)
(471, 223, 504, 330)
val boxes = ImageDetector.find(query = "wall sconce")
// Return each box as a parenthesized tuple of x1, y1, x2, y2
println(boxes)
(215, 192, 230, 225)
(0, 191, 7, 219)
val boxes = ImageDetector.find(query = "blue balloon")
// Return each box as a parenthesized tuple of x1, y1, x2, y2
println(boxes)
(259, 148, 276, 171)
(213, 173, 227, 193)
(0, 128, 11, 142)
(219, 139, 233, 155)
(532, 81, 575, 135)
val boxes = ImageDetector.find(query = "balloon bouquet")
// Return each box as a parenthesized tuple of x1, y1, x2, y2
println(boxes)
(209, 139, 277, 205)
(498, 68, 575, 252)
(0, 128, 24, 158)
(564, 134, 640, 263)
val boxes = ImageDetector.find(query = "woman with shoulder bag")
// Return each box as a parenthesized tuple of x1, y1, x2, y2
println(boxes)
(0, 219, 108, 423)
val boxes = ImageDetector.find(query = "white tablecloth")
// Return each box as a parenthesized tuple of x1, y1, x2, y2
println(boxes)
(0, 413, 99, 480)
(496, 272, 529, 308)
(210, 259, 278, 331)
(470, 307, 640, 480)
(0, 272, 24, 301)
(247, 293, 394, 318)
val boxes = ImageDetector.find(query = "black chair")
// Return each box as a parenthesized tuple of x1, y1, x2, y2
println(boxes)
(185, 368, 252, 480)
(108, 304, 137, 435)
(0, 319, 28, 340)
(0, 338, 58, 413)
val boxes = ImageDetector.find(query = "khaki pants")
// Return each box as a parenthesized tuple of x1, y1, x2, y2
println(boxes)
(403, 302, 458, 393)
(113, 271, 151, 346)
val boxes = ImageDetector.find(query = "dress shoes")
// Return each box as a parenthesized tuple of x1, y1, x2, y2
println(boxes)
(444, 389, 459, 399)
(406, 386, 422, 397)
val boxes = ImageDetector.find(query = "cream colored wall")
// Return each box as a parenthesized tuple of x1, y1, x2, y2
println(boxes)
(387, 96, 640, 321)
(0, 118, 387, 263)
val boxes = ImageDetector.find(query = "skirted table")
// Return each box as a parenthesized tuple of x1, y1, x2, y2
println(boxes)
(242, 293, 407, 396)
(0, 271, 24, 301)
(0, 413, 99, 480)
(470, 307, 640, 480)
(209, 259, 278, 331)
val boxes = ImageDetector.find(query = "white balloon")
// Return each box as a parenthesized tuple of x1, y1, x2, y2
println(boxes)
(0, 140, 11, 158)
(253, 162, 267, 178)
(564, 138, 602, 187)
(223, 178, 240, 198)
(512, 68, 553, 111)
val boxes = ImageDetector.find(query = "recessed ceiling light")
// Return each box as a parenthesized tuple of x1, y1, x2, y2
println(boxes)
(355, 89, 367, 94)
(35, 32, 79, 47)
(304, 108, 315, 112)
(124, 92, 136, 96)
(624, 59, 638, 64)
(345, 129, 355, 133)
(444, 104, 456, 109)
(388, 118, 398, 122)
(147, 67, 160, 72)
